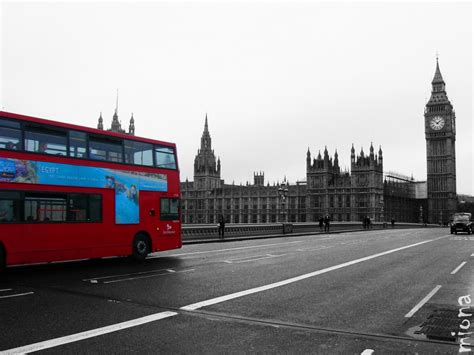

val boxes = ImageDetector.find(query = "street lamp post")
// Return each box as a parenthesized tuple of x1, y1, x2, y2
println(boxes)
(278, 180, 289, 223)
(380, 199, 384, 223)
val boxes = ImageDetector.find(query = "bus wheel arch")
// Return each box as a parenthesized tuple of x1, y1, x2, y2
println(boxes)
(131, 232, 151, 260)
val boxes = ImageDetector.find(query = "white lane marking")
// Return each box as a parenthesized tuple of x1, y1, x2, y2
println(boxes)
(181, 236, 447, 311)
(83, 268, 172, 282)
(450, 261, 467, 275)
(0, 288, 13, 292)
(2, 311, 177, 354)
(296, 246, 333, 252)
(404, 285, 442, 318)
(361, 350, 374, 355)
(0, 292, 34, 299)
(471, 253, 474, 257)
(223, 254, 285, 264)
(102, 269, 194, 284)
(148, 240, 304, 258)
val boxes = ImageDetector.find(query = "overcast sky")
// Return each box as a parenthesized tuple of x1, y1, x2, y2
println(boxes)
(1, 1, 472, 195)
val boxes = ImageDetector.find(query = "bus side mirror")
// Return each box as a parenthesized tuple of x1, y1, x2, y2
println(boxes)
(149, 209, 156, 217)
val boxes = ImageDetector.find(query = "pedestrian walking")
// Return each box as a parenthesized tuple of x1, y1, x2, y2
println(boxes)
(391, 218, 395, 228)
(319, 216, 324, 232)
(324, 215, 330, 232)
(362, 216, 367, 229)
(218, 214, 226, 239)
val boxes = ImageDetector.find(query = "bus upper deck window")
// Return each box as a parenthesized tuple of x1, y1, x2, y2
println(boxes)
(69, 131, 87, 158)
(124, 140, 153, 166)
(155, 145, 176, 169)
(0, 118, 21, 151)
(24, 128, 67, 156)
(89, 138, 123, 163)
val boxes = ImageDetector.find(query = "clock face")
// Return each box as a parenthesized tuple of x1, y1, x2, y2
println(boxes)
(430, 116, 445, 130)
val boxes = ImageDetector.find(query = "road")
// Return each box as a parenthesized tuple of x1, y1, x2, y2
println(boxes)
(0, 228, 473, 354)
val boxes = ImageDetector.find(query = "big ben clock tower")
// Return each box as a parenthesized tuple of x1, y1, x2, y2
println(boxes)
(424, 58, 457, 224)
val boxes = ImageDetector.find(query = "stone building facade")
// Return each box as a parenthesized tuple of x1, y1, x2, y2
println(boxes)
(181, 117, 427, 224)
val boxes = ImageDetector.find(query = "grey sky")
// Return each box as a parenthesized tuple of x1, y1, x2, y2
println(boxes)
(1, 1, 472, 194)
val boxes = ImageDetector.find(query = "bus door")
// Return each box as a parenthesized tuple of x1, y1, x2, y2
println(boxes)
(139, 191, 160, 239)
(157, 196, 180, 250)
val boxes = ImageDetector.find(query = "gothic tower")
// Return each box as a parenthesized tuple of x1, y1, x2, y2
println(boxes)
(424, 58, 457, 224)
(194, 114, 222, 190)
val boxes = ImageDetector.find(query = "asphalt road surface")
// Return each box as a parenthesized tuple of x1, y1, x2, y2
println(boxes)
(0, 228, 473, 354)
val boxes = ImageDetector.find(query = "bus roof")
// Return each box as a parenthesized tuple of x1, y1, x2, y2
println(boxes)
(0, 111, 175, 148)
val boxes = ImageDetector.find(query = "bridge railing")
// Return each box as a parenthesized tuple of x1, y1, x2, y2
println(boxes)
(182, 222, 440, 242)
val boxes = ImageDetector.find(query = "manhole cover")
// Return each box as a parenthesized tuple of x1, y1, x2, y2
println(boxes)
(415, 309, 462, 342)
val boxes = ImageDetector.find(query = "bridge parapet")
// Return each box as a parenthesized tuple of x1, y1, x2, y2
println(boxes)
(182, 222, 440, 242)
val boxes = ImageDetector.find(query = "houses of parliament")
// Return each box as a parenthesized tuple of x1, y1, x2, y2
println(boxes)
(180, 60, 458, 225)
(102, 60, 459, 225)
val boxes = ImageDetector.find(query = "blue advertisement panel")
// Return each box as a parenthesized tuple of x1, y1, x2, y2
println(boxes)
(0, 158, 167, 224)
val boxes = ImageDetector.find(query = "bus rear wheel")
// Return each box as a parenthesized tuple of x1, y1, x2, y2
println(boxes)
(132, 234, 150, 260)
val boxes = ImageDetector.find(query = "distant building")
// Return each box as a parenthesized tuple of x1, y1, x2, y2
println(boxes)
(97, 93, 135, 135)
(181, 116, 427, 224)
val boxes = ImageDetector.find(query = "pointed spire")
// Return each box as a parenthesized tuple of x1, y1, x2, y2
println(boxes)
(378, 145, 383, 156)
(128, 113, 135, 135)
(432, 56, 445, 84)
(200, 113, 211, 150)
(351, 143, 355, 154)
(115, 89, 119, 114)
(97, 112, 104, 130)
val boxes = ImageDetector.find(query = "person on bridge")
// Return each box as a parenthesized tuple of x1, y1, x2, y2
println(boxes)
(319, 216, 324, 232)
(324, 215, 330, 232)
(218, 214, 226, 239)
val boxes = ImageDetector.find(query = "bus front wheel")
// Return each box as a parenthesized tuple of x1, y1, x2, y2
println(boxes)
(132, 234, 150, 260)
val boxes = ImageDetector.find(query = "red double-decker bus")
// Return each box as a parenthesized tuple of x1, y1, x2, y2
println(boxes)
(0, 111, 181, 270)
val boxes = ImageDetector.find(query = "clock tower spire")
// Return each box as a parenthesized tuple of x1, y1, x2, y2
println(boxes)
(424, 58, 456, 224)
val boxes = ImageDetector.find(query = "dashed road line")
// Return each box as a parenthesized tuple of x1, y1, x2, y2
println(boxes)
(102, 269, 195, 284)
(223, 254, 285, 264)
(404, 285, 442, 318)
(0, 292, 34, 299)
(84, 268, 195, 284)
(2, 311, 178, 354)
(361, 350, 374, 355)
(450, 261, 467, 275)
(0, 288, 13, 292)
(296, 246, 334, 252)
